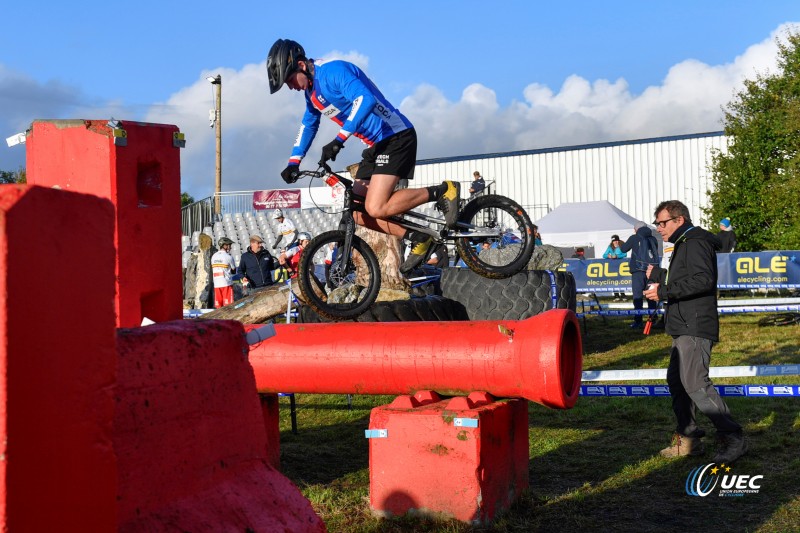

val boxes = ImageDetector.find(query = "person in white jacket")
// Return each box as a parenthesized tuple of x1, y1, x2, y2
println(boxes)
(211, 237, 237, 308)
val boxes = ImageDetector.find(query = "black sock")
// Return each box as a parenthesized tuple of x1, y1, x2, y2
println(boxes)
(404, 230, 427, 243)
(426, 182, 447, 202)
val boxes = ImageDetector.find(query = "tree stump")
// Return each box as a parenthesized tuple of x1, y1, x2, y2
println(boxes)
(355, 226, 410, 299)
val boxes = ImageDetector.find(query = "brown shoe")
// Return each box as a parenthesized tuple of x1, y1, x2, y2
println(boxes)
(660, 433, 705, 458)
(713, 431, 747, 464)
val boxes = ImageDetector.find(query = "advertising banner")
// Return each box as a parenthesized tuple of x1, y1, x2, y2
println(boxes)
(564, 251, 800, 292)
(717, 251, 800, 288)
(252, 189, 301, 210)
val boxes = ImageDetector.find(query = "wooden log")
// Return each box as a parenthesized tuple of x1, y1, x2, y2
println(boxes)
(198, 280, 308, 324)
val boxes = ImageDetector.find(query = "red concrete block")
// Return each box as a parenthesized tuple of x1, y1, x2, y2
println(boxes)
(115, 319, 324, 532)
(0, 185, 117, 532)
(369, 392, 529, 524)
(259, 393, 281, 469)
(26, 119, 183, 327)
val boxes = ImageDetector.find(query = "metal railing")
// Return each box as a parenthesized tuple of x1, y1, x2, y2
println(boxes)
(181, 196, 214, 236)
(181, 185, 551, 237)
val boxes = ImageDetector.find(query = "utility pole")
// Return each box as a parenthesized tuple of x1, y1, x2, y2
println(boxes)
(207, 74, 222, 215)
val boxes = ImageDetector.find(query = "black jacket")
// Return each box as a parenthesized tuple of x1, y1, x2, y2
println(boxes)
(716, 229, 737, 253)
(620, 226, 657, 272)
(647, 222, 720, 341)
(237, 247, 276, 288)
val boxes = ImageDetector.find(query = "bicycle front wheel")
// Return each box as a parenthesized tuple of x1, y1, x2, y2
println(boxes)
(455, 194, 535, 278)
(297, 230, 381, 320)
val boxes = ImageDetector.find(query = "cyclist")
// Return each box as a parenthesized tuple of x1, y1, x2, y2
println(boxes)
(266, 38, 460, 274)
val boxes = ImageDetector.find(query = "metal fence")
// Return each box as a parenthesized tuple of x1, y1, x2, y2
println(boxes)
(181, 189, 551, 237)
(181, 196, 214, 236)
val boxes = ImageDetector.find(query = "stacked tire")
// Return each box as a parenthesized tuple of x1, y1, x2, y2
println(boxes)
(297, 269, 576, 323)
(439, 268, 576, 321)
(297, 295, 469, 323)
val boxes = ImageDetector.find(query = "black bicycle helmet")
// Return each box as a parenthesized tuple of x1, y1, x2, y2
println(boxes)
(266, 38, 307, 94)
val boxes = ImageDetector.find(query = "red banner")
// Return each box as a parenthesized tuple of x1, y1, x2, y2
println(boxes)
(252, 189, 301, 210)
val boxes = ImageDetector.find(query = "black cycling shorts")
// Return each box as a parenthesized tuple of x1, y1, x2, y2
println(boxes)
(355, 128, 417, 182)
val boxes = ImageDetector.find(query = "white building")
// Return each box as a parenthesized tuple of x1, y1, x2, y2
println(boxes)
(412, 131, 728, 226)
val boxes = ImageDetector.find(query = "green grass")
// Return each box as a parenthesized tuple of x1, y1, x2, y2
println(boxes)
(276, 314, 800, 532)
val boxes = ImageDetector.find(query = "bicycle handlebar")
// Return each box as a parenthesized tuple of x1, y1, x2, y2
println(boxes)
(288, 162, 353, 190)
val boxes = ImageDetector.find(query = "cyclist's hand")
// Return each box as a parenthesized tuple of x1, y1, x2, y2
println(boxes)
(281, 164, 300, 184)
(321, 139, 344, 163)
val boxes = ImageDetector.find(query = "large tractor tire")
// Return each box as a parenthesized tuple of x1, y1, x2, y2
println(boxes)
(297, 295, 469, 323)
(439, 268, 576, 321)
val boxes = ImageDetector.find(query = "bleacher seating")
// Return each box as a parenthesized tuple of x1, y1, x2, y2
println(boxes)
(182, 207, 342, 257)
(181, 205, 442, 264)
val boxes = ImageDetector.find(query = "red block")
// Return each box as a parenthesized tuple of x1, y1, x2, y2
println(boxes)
(259, 393, 282, 469)
(115, 319, 324, 532)
(369, 391, 529, 524)
(0, 185, 117, 532)
(26, 119, 183, 327)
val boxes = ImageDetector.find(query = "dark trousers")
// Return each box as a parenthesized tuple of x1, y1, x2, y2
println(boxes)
(667, 336, 742, 436)
(631, 270, 656, 324)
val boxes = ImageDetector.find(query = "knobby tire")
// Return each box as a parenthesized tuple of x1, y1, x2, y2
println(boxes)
(297, 230, 381, 320)
(455, 194, 536, 278)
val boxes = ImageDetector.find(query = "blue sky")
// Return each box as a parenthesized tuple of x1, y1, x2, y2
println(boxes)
(1, 2, 798, 198)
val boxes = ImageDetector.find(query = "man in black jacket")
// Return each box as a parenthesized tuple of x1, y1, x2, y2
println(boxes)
(644, 200, 746, 463)
(237, 235, 276, 289)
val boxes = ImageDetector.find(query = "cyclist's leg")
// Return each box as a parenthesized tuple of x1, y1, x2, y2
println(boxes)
(352, 175, 428, 238)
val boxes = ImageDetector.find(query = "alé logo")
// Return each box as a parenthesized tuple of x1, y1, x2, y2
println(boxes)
(686, 463, 763, 497)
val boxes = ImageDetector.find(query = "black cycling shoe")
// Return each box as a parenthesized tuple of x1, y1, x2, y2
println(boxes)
(400, 237, 433, 274)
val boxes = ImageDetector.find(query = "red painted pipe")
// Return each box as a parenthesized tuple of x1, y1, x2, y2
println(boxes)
(246, 309, 582, 409)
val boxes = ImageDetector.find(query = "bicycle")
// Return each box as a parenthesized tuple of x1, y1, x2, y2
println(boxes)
(291, 162, 536, 319)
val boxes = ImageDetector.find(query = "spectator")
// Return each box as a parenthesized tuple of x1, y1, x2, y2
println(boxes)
(272, 208, 298, 252)
(424, 242, 449, 269)
(645, 200, 746, 462)
(211, 237, 237, 308)
(324, 242, 337, 289)
(279, 231, 312, 278)
(237, 235, 276, 290)
(620, 222, 659, 328)
(604, 235, 627, 301)
(468, 171, 485, 197)
(481, 241, 492, 252)
(571, 247, 586, 259)
(533, 225, 543, 246)
(716, 217, 737, 253)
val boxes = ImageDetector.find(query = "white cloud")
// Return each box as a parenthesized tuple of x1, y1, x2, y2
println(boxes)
(3, 23, 797, 200)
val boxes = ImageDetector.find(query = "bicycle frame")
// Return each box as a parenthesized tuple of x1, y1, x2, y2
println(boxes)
(308, 163, 505, 244)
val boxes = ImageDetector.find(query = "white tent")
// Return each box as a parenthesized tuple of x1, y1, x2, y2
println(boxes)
(535, 200, 659, 258)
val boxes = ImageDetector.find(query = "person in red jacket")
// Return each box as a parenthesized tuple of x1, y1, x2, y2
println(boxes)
(279, 232, 312, 278)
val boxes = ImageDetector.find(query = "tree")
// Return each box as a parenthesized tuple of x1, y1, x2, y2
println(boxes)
(705, 30, 800, 251)
(181, 192, 195, 207)
(0, 167, 26, 184)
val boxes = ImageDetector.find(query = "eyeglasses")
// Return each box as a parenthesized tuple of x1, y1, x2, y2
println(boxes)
(653, 216, 678, 228)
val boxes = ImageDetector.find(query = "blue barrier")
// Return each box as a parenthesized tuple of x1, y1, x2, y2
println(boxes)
(576, 305, 800, 318)
(580, 385, 800, 397)
(565, 250, 800, 293)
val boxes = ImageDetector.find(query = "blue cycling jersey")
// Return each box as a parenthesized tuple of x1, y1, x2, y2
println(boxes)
(288, 59, 413, 165)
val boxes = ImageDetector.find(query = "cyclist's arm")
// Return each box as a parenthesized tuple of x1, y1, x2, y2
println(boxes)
(288, 98, 322, 165)
(333, 71, 378, 144)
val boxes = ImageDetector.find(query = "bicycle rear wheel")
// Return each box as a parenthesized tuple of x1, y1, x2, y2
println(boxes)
(455, 194, 535, 278)
(297, 230, 381, 320)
